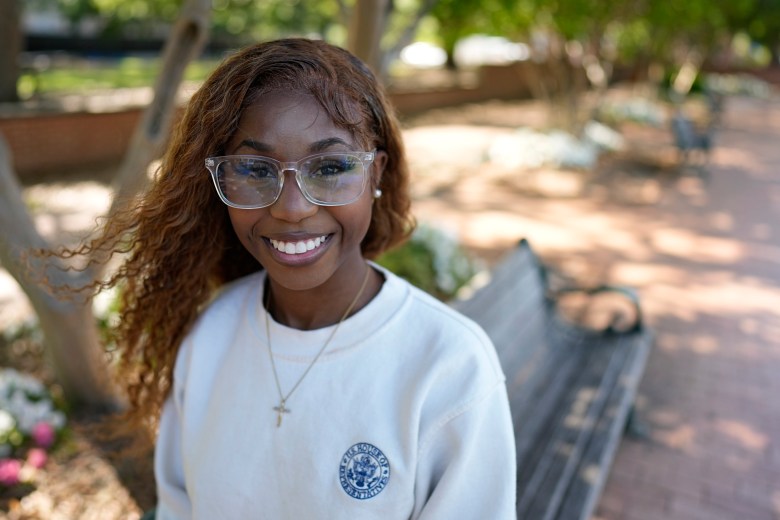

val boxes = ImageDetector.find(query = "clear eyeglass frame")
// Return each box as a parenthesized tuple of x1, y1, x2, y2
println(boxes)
(205, 150, 376, 210)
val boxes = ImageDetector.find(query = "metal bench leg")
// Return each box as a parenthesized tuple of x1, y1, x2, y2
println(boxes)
(624, 405, 651, 440)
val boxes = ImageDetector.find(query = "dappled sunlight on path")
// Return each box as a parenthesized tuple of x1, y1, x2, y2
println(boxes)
(408, 93, 780, 519)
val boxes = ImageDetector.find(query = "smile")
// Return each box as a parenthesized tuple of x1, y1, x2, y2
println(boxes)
(269, 235, 329, 255)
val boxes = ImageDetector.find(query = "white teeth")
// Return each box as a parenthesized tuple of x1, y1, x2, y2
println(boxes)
(270, 236, 328, 255)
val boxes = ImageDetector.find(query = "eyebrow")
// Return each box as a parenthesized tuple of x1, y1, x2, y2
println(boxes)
(236, 137, 354, 154)
(236, 139, 273, 153)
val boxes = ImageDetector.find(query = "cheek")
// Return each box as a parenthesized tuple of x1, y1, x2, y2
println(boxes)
(354, 200, 376, 240)
(334, 199, 374, 243)
(227, 208, 259, 248)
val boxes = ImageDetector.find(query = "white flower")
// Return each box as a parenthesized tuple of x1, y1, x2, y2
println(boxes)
(0, 410, 15, 436)
(14, 399, 55, 434)
(0, 368, 45, 399)
(47, 411, 66, 430)
(412, 223, 479, 295)
(0, 369, 66, 437)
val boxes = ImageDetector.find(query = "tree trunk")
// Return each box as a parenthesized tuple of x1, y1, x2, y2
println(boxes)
(0, 0, 21, 102)
(109, 0, 212, 216)
(0, 135, 116, 408)
(0, 0, 212, 409)
(347, 0, 392, 74)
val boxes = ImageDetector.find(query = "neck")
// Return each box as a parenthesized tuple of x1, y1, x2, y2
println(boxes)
(265, 262, 381, 330)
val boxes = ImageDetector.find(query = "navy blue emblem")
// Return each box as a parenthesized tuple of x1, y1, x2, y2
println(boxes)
(339, 442, 390, 499)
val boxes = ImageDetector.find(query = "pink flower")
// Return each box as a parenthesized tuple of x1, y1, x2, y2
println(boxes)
(31, 422, 56, 449)
(27, 448, 47, 469)
(0, 458, 21, 486)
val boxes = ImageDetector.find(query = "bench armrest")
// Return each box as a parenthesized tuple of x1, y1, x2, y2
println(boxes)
(549, 284, 644, 335)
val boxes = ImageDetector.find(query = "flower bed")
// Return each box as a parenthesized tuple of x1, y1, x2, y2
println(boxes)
(0, 368, 66, 497)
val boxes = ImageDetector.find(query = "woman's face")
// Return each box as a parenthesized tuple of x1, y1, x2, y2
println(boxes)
(224, 90, 386, 293)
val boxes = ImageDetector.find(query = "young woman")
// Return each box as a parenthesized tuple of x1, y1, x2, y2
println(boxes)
(92, 38, 515, 518)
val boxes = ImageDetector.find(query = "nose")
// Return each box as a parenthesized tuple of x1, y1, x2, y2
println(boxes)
(268, 170, 318, 222)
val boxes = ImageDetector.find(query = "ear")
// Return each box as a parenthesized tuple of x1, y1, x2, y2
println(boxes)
(372, 150, 388, 189)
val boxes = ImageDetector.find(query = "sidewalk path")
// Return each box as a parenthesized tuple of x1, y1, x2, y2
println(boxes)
(405, 93, 780, 519)
(593, 95, 780, 520)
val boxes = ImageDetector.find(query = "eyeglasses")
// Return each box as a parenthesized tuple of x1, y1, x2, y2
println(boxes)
(205, 151, 375, 209)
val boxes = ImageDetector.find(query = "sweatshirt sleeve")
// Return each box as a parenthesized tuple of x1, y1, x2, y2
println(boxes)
(154, 342, 193, 520)
(413, 381, 517, 520)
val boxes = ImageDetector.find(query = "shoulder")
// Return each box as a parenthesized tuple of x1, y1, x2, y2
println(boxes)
(375, 270, 510, 451)
(173, 271, 263, 379)
(378, 266, 504, 382)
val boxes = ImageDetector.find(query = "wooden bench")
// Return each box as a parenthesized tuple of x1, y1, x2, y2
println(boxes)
(670, 111, 713, 170)
(452, 239, 653, 520)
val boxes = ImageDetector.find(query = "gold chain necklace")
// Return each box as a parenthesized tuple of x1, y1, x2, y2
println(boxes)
(264, 266, 371, 427)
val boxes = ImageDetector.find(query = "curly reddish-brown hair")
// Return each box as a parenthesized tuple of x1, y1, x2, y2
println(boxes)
(90, 38, 413, 440)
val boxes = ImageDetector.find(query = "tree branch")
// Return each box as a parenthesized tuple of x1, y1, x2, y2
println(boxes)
(0, 0, 213, 409)
(347, 0, 391, 74)
(109, 0, 212, 215)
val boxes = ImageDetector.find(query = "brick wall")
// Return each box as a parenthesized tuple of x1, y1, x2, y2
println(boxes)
(0, 109, 141, 179)
(0, 62, 542, 181)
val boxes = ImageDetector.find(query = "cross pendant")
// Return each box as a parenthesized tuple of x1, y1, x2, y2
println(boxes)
(273, 400, 291, 427)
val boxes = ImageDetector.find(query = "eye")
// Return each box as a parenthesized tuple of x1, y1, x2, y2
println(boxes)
(311, 156, 359, 177)
(230, 158, 277, 179)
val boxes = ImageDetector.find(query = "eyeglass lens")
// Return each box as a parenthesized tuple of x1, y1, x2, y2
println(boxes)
(215, 153, 367, 208)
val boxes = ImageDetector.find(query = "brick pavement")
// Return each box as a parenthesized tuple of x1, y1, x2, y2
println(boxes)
(591, 94, 780, 520)
(406, 92, 780, 519)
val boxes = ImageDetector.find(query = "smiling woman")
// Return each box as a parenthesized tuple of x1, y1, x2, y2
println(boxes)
(51, 38, 517, 519)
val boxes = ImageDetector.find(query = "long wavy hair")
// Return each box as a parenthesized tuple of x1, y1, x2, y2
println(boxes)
(83, 38, 413, 441)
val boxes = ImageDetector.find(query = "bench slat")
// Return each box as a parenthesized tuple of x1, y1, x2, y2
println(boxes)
(451, 239, 652, 520)
(509, 332, 581, 463)
(557, 331, 653, 520)
(517, 332, 632, 519)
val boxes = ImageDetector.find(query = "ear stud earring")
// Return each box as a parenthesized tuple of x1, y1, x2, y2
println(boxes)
(373, 189, 383, 199)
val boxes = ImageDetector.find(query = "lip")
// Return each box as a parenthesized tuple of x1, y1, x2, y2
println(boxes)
(263, 233, 334, 266)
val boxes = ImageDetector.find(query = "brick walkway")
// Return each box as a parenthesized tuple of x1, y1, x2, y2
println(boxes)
(592, 95, 780, 520)
(407, 92, 780, 519)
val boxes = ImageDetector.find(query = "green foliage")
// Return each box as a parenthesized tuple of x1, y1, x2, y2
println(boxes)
(210, 0, 344, 43)
(376, 224, 480, 301)
(429, 0, 780, 70)
(27, 0, 780, 69)
(431, 0, 535, 55)
(93, 286, 122, 351)
(377, 240, 440, 296)
(17, 57, 219, 98)
(36, 0, 347, 44)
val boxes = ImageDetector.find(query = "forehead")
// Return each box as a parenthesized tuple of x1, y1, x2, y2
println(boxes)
(230, 90, 365, 151)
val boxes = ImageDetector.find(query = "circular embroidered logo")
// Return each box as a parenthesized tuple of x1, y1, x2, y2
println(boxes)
(339, 442, 390, 500)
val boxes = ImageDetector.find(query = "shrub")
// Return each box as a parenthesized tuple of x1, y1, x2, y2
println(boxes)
(377, 223, 481, 301)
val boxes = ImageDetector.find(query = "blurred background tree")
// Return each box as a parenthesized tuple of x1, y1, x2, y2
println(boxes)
(0, 0, 212, 409)
(0, 0, 23, 102)
(6, 0, 779, 101)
